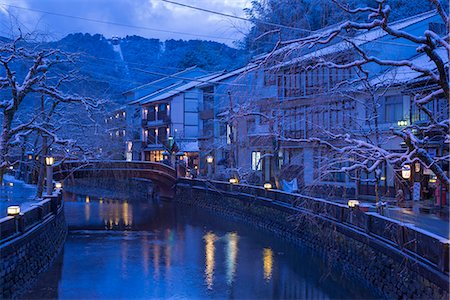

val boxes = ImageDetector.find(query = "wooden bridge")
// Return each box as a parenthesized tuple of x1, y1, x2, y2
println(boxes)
(53, 160, 177, 199)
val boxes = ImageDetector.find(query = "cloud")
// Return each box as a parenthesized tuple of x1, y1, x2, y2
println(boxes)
(0, 0, 251, 45)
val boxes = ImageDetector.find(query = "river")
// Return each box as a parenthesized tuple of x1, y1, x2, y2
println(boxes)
(22, 191, 378, 299)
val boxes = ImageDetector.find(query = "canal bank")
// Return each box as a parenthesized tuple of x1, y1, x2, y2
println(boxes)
(21, 183, 379, 299)
(0, 192, 67, 299)
(5, 176, 448, 299)
(175, 178, 449, 299)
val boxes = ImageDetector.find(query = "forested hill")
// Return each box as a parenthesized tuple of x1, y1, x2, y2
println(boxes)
(45, 33, 249, 104)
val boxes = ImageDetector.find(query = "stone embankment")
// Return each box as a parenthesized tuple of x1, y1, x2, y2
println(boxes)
(0, 192, 67, 299)
(176, 178, 449, 299)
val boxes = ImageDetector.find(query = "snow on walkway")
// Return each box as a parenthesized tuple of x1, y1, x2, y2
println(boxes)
(0, 175, 37, 217)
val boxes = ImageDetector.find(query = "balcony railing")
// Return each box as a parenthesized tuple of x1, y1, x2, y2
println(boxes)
(142, 115, 171, 127)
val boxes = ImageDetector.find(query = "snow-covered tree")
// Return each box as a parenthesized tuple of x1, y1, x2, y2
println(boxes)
(263, 0, 449, 193)
(0, 33, 100, 184)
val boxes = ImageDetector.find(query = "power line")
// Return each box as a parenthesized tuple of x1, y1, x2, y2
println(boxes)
(160, 0, 420, 49)
(0, 2, 239, 41)
(1, 1, 420, 49)
(161, 0, 314, 34)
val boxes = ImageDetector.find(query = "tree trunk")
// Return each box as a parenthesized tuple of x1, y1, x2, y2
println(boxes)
(0, 111, 14, 184)
(36, 136, 48, 198)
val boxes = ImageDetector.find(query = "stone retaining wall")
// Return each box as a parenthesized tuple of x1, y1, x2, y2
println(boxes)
(0, 194, 67, 299)
(63, 177, 155, 201)
(175, 180, 449, 299)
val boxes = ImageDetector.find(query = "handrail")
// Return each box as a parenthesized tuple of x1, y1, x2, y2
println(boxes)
(178, 178, 450, 274)
(0, 191, 63, 245)
(54, 160, 177, 179)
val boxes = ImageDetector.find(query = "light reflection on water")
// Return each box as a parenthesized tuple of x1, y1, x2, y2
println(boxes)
(23, 192, 379, 299)
(263, 247, 274, 281)
(225, 232, 238, 285)
(204, 231, 218, 290)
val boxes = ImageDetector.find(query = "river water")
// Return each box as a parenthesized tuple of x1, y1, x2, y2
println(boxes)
(23, 191, 378, 299)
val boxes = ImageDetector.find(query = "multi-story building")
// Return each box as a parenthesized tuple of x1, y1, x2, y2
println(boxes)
(122, 66, 211, 162)
(104, 106, 128, 160)
(198, 11, 447, 202)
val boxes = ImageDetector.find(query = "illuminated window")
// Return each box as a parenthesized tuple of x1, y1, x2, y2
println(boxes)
(150, 150, 163, 162)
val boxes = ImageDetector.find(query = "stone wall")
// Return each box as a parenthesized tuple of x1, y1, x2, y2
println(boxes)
(175, 181, 449, 299)
(63, 177, 155, 201)
(0, 197, 67, 299)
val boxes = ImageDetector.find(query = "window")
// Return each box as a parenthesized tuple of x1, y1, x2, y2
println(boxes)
(158, 103, 168, 119)
(385, 95, 403, 123)
(149, 150, 163, 162)
(252, 151, 262, 171)
(226, 124, 232, 144)
(147, 106, 156, 121)
(264, 70, 276, 86)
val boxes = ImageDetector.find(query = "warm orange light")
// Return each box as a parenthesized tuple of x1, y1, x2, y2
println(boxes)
(229, 178, 238, 184)
(263, 248, 273, 281)
(263, 183, 272, 190)
(348, 200, 360, 208)
(45, 156, 54, 166)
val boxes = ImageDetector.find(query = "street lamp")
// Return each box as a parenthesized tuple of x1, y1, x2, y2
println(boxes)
(348, 200, 360, 208)
(175, 151, 185, 177)
(176, 151, 185, 161)
(162, 150, 170, 160)
(45, 156, 55, 195)
(264, 183, 272, 190)
(401, 165, 411, 179)
(229, 178, 238, 184)
(26, 151, 33, 161)
(206, 155, 213, 178)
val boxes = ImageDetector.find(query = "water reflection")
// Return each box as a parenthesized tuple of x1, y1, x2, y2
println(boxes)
(263, 248, 274, 281)
(65, 192, 135, 230)
(204, 231, 217, 289)
(23, 192, 379, 299)
(225, 232, 238, 285)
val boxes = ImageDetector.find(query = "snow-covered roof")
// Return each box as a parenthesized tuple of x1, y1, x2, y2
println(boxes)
(273, 10, 438, 69)
(139, 72, 225, 105)
(197, 64, 259, 88)
(129, 81, 183, 105)
(123, 66, 202, 94)
(369, 48, 448, 86)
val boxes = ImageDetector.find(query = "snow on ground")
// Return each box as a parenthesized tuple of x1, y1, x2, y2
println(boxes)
(0, 175, 37, 217)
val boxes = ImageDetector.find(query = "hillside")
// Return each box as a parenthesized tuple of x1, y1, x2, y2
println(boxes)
(46, 33, 249, 105)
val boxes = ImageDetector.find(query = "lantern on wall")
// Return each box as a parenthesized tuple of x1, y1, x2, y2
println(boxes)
(263, 183, 272, 190)
(7, 205, 20, 216)
(348, 200, 360, 208)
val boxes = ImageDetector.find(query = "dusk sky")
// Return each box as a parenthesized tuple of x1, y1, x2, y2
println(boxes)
(0, 0, 251, 45)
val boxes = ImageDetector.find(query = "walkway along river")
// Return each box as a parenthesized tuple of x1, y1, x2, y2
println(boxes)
(22, 188, 378, 299)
